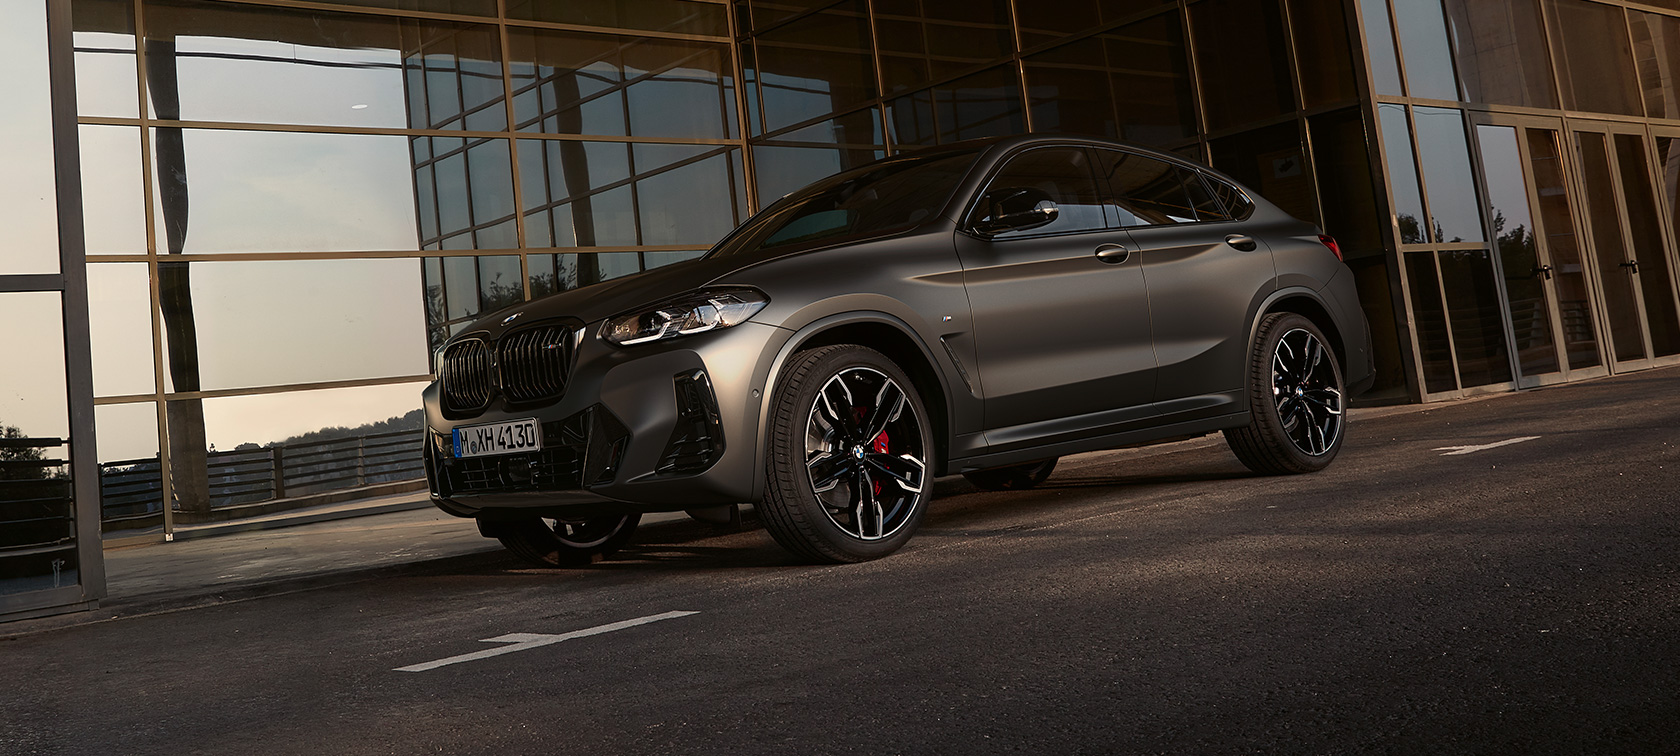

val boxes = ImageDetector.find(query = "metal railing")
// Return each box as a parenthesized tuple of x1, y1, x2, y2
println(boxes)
(99, 429, 425, 524)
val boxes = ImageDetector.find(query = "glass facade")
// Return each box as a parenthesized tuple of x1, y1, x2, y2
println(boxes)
(0, 0, 1677, 613)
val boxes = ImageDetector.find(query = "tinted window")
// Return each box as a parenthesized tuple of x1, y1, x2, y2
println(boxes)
(972, 147, 1105, 239)
(1095, 150, 1200, 226)
(1206, 176, 1255, 221)
(709, 149, 978, 257)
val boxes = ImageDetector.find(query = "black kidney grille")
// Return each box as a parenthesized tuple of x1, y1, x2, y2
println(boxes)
(499, 326, 572, 403)
(441, 339, 492, 411)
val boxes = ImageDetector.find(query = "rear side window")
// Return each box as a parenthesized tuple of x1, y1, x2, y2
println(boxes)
(1206, 175, 1256, 221)
(1095, 149, 1207, 226)
(970, 147, 1107, 239)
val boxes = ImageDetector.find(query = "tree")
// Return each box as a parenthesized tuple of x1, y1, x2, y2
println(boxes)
(0, 422, 64, 481)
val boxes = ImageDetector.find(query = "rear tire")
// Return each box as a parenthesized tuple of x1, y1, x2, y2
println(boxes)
(962, 458, 1058, 491)
(760, 345, 933, 564)
(1224, 312, 1346, 475)
(487, 514, 641, 567)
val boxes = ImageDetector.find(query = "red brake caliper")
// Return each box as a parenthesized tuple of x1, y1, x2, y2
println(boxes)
(853, 407, 889, 496)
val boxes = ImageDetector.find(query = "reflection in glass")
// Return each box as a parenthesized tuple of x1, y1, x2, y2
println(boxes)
(875, 0, 1013, 94)
(72, 0, 138, 118)
(1209, 121, 1317, 226)
(0, 293, 76, 595)
(506, 0, 727, 36)
(529, 251, 705, 297)
(165, 381, 427, 518)
(1443, 0, 1556, 108)
(1391, 0, 1460, 101)
(150, 129, 419, 254)
(753, 145, 887, 206)
(509, 26, 736, 140)
(982, 148, 1105, 237)
(304, 0, 495, 16)
(1190, 0, 1294, 132)
(1476, 125, 1559, 377)
(1544, 0, 1643, 117)
(87, 263, 157, 398)
(1288, 0, 1356, 107)
(95, 402, 164, 535)
(750, 1, 876, 134)
(1527, 129, 1600, 370)
(80, 126, 148, 256)
(1095, 149, 1201, 227)
(1575, 131, 1646, 362)
(1633, 12, 1680, 120)
(1024, 13, 1193, 145)
(443, 255, 479, 322)
(1014, 0, 1169, 49)
(0, 1, 60, 276)
(1612, 134, 1680, 358)
(1309, 108, 1382, 258)
(1412, 107, 1484, 244)
(1357, 0, 1404, 96)
(1440, 249, 1515, 387)
(519, 140, 746, 249)
(160, 259, 428, 393)
(1405, 253, 1458, 393)
(477, 255, 524, 314)
(886, 90, 937, 147)
(633, 148, 748, 245)
(935, 65, 1025, 144)
(1379, 105, 1427, 245)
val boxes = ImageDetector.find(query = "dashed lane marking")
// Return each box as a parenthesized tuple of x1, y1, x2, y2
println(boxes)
(1433, 436, 1541, 456)
(394, 610, 699, 673)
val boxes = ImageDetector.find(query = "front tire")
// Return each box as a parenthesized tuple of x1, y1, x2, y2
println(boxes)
(487, 514, 641, 567)
(761, 345, 933, 563)
(1225, 312, 1346, 474)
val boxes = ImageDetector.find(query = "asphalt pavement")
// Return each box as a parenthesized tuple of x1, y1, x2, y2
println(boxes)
(3, 367, 1678, 756)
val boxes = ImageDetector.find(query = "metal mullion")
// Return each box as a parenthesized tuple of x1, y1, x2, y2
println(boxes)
(511, 132, 739, 147)
(1006, 0, 1032, 132)
(0, 275, 64, 292)
(133, 0, 179, 541)
(727, 0, 758, 213)
(1012, 3, 1177, 59)
(501, 16, 732, 45)
(1629, 123, 1680, 356)
(1461, 116, 1528, 386)
(171, 0, 493, 27)
(493, 0, 531, 302)
(1181, 2, 1210, 144)
(540, 145, 736, 211)
(1591, 121, 1660, 365)
(1423, 247, 1466, 392)
(512, 38, 729, 130)
(1504, 115, 1581, 382)
(1643, 124, 1680, 338)
(153, 374, 436, 404)
(755, 101, 884, 143)
(744, 0, 857, 43)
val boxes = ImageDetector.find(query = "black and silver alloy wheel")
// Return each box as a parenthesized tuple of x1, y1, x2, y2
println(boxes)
(1271, 327, 1344, 456)
(804, 367, 928, 541)
(762, 345, 933, 563)
(1225, 312, 1346, 475)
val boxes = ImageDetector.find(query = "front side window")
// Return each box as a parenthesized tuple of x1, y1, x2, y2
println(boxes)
(1096, 149, 1207, 226)
(970, 147, 1106, 239)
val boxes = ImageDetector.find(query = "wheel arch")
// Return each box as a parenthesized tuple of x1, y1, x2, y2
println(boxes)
(1257, 288, 1348, 375)
(752, 313, 955, 500)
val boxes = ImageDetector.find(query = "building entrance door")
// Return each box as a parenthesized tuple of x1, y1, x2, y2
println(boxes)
(1469, 114, 1607, 386)
(1569, 123, 1680, 372)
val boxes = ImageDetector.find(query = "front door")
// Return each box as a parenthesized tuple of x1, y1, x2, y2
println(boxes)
(955, 145, 1156, 450)
(1470, 114, 1608, 386)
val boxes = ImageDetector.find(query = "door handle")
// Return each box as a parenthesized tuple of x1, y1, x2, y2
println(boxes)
(1621, 260, 1641, 274)
(1225, 234, 1259, 252)
(1095, 244, 1130, 265)
(1533, 264, 1554, 280)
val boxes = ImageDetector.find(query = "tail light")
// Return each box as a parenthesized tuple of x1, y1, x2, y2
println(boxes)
(1318, 234, 1344, 261)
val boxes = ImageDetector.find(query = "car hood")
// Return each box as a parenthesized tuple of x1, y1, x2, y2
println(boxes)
(466, 253, 759, 335)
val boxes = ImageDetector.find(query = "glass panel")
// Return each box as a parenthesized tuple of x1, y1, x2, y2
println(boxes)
(477, 255, 524, 314)
(1392, 0, 1460, 100)
(159, 260, 428, 393)
(1024, 13, 1193, 146)
(1015, 0, 1170, 49)
(304, 0, 495, 16)
(0, 2, 59, 276)
(1412, 107, 1484, 244)
(72, 0, 138, 118)
(1208, 121, 1317, 226)
(1096, 150, 1197, 226)
(442, 255, 479, 320)
(1357, 0, 1405, 96)
(875, 0, 1013, 94)
(467, 139, 516, 230)
(754, 110, 887, 200)
(164, 382, 426, 519)
(143, 0, 500, 130)
(976, 147, 1105, 238)
(934, 65, 1025, 144)
(1575, 131, 1647, 362)
(751, 1, 876, 134)
(1190, 0, 1295, 132)
(1024, 38, 1115, 139)
(87, 263, 157, 398)
(1476, 125, 1559, 377)
(1287, 0, 1357, 107)
(1632, 11, 1680, 120)
(509, 27, 735, 139)
(1439, 249, 1515, 387)
(1544, 0, 1643, 117)
(549, 252, 653, 291)
(1378, 104, 1427, 244)
(1309, 108, 1383, 258)
(1612, 133, 1680, 358)
(96, 403, 164, 536)
(505, 0, 727, 36)
(1405, 253, 1459, 393)
(79, 125, 147, 256)
(1443, 0, 1557, 109)
(886, 89, 937, 148)
(0, 292, 77, 596)
(633, 147, 748, 246)
(150, 129, 420, 254)
(1528, 128, 1600, 370)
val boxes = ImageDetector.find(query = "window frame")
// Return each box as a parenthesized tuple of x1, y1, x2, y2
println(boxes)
(960, 144, 1113, 241)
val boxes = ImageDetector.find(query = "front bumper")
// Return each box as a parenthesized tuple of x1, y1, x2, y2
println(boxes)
(423, 320, 792, 520)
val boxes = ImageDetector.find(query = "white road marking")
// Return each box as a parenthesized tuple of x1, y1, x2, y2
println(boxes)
(394, 610, 699, 673)
(1433, 436, 1541, 456)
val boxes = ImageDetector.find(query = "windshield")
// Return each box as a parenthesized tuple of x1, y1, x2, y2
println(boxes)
(708, 149, 980, 258)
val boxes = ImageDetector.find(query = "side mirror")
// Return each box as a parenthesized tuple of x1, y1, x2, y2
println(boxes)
(974, 187, 1059, 236)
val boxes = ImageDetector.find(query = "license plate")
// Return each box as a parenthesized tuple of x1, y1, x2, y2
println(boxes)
(452, 418, 542, 459)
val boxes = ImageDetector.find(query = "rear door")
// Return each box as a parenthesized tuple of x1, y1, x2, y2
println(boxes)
(1094, 148, 1277, 408)
(954, 146, 1157, 446)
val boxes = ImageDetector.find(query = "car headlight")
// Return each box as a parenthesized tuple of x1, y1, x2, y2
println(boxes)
(602, 288, 769, 347)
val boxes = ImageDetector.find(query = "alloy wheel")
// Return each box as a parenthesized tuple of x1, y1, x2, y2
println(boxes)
(1271, 328, 1344, 456)
(803, 367, 927, 541)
